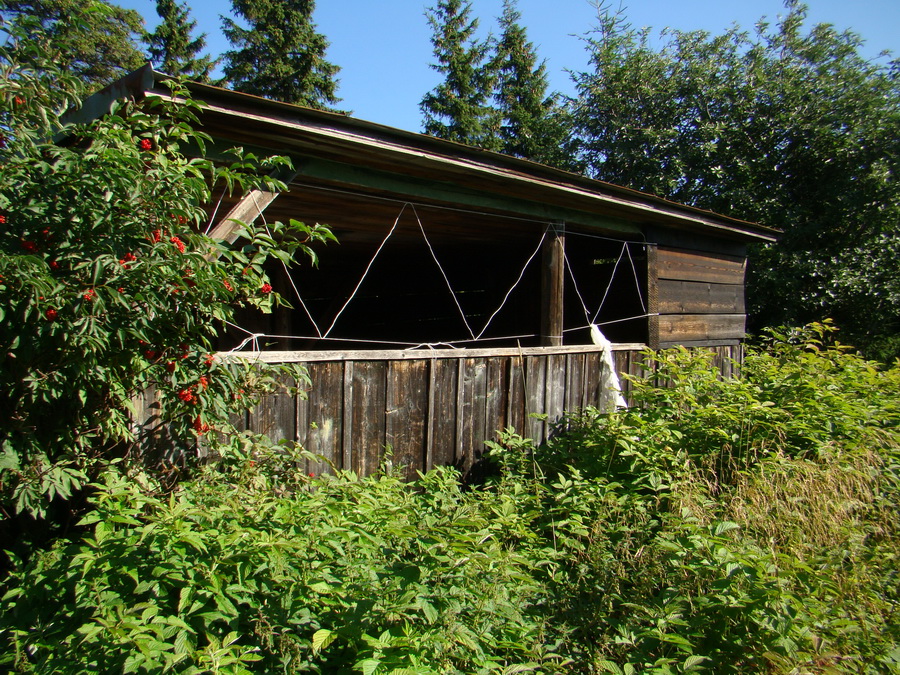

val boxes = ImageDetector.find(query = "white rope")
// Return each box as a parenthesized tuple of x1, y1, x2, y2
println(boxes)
(591, 242, 627, 325)
(475, 229, 548, 340)
(204, 188, 228, 235)
(411, 204, 476, 341)
(625, 243, 647, 315)
(322, 205, 404, 338)
(563, 247, 593, 326)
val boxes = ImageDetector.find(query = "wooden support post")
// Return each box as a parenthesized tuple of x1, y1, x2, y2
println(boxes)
(540, 222, 565, 347)
(204, 169, 298, 259)
(646, 243, 660, 350)
(207, 188, 280, 245)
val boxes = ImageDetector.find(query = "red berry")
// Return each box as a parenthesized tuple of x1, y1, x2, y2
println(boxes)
(0, 215, 6, 224)
(82, 288, 96, 301)
(138, 138, 153, 151)
(45, 308, 57, 321)
(260, 283, 273, 294)
(21, 240, 38, 253)
(170, 236, 185, 254)
(165, 361, 177, 373)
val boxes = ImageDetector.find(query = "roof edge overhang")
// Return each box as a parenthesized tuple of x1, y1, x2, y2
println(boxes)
(74, 65, 779, 244)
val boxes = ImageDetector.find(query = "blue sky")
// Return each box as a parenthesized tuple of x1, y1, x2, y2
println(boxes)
(118, 0, 899, 133)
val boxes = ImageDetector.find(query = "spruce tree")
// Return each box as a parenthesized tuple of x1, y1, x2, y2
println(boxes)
(420, 0, 499, 149)
(144, 0, 216, 81)
(221, 0, 340, 110)
(493, 0, 573, 169)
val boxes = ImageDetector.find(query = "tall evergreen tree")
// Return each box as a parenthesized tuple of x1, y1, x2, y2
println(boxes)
(221, 0, 340, 110)
(0, 0, 144, 88)
(420, 0, 499, 149)
(144, 0, 216, 81)
(493, 0, 573, 168)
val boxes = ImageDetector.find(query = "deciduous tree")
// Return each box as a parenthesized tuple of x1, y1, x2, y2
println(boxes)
(571, 1, 900, 357)
(0, 0, 145, 88)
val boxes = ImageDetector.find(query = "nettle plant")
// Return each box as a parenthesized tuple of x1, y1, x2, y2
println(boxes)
(0, 30, 334, 518)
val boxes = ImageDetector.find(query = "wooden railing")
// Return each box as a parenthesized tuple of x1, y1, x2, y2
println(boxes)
(193, 343, 742, 479)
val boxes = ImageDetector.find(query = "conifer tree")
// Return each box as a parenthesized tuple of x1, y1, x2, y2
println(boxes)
(221, 0, 340, 110)
(493, 0, 573, 169)
(144, 0, 216, 81)
(420, 0, 500, 149)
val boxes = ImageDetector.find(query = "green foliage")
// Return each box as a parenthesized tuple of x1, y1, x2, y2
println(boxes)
(0, 438, 564, 673)
(4, 323, 900, 672)
(421, 0, 501, 150)
(0, 0, 146, 88)
(0, 31, 334, 521)
(144, 0, 217, 81)
(571, 2, 900, 358)
(221, 0, 341, 110)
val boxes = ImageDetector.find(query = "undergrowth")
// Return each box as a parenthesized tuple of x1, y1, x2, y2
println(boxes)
(3, 322, 900, 673)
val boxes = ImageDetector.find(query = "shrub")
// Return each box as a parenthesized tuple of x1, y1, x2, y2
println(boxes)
(0, 23, 334, 523)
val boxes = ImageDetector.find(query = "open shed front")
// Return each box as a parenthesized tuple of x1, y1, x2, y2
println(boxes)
(102, 66, 777, 476)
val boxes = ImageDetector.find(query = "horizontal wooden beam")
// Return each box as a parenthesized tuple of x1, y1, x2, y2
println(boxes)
(658, 280, 745, 314)
(219, 342, 648, 364)
(657, 247, 746, 285)
(658, 313, 745, 343)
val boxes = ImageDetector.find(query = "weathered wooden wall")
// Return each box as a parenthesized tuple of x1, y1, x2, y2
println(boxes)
(206, 343, 743, 479)
(653, 246, 747, 348)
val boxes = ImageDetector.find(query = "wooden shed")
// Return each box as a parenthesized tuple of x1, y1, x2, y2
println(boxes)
(93, 67, 778, 476)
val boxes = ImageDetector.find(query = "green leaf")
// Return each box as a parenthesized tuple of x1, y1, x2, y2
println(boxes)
(311, 628, 337, 653)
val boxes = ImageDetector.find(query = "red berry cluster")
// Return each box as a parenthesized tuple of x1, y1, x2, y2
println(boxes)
(119, 252, 137, 267)
(170, 236, 186, 254)
(260, 283, 273, 294)
(193, 415, 210, 435)
(138, 138, 153, 151)
(82, 288, 96, 302)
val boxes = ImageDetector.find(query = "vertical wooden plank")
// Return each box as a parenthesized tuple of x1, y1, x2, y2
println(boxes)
(540, 224, 565, 347)
(564, 352, 586, 413)
(430, 358, 459, 470)
(247, 373, 296, 444)
(348, 360, 387, 477)
(385, 360, 428, 480)
(484, 356, 508, 446)
(506, 354, 527, 439)
(296, 372, 310, 462)
(458, 358, 488, 476)
(646, 243, 660, 350)
(582, 351, 602, 409)
(304, 361, 344, 475)
(545, 353, 567, 432)
(526, 355, 547, 442)
(342, 361, 354, 472)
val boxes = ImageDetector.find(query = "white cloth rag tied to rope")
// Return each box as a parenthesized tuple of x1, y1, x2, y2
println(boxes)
(590, 325, 628, 411)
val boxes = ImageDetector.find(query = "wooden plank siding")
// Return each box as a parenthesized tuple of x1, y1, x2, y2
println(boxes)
(210, 343, 742, 479)
(655, 247, 747, 348)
